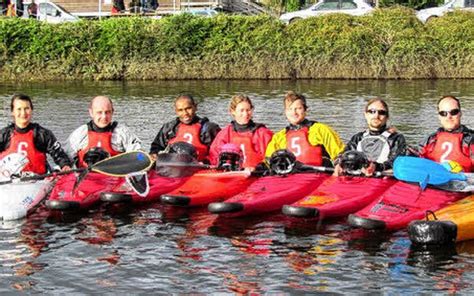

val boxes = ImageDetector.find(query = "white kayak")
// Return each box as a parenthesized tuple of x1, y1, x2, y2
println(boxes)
(0, 179, 54, 220)
(0, 153, 54, 221)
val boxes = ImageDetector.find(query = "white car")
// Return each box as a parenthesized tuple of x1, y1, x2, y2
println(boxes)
(23, 0, 79, 24)
(175, 8, 219, 17)
(279, 0, 374, 24)
(416, 0, 474, 23)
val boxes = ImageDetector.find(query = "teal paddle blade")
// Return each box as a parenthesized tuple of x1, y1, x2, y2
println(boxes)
(393, 156, 467, 187)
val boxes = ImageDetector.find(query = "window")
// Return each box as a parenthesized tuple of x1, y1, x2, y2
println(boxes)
(316, 0, 339, 10)
(340, 0, 357, 9)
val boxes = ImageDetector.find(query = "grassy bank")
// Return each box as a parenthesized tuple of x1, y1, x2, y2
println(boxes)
(0, 7, 473, 81)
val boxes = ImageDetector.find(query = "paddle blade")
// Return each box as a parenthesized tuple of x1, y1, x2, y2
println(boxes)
(394, 156, 467, 187)
(126, 172, 150, 197)
(155, 153, 208, 177)
(91, 151, 152, 177)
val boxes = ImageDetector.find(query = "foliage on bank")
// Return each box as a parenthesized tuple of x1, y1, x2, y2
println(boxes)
(0, 7, 473, 81)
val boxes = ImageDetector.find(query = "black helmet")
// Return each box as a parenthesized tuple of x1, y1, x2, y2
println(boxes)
(340, 151, 369, 173)
(167, 141, 197, 159)
(269, 149, 296, 175)
(83, 147, 110, 166)
(217, 143, 243, 171)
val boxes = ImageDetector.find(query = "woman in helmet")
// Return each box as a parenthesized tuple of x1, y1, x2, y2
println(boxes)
(209, 95, 273, 170)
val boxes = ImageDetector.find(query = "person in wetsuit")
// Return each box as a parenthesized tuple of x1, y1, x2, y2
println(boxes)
(333, 98, 407, 176)
(418, 95, 473, 172)
(0, 94, 71, 174)
(149, 94, 220, 163)
(208, 95, 273, 170)
(65, 96, 142, 168)
(265, 91, 344, 167)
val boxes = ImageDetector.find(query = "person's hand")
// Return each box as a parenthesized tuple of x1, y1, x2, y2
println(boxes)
(362, 162, 376, 177)
(333, 164, 343, 176)
(150, 153, 157, 162)
(61, 165, 71, 172)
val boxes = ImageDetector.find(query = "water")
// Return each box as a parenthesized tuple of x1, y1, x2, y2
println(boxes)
(0, 80, 473, 293)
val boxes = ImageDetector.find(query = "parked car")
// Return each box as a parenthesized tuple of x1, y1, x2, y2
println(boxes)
(23, 0, 79, 23)
(279, 0, 374, 24)
(175, 8, 219, 17)
(416, 0, 474, 23)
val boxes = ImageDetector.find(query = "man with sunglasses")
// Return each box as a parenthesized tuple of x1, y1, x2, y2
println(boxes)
(418, 96, 473, 172)
(334, 98, 407, 176)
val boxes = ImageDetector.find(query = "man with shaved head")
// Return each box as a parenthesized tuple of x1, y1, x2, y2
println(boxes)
(65, 96, 142, 167)
(418, 96, 473, 172)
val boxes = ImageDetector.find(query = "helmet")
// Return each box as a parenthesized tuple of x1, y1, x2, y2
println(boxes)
(217, 143, 243, 171)
(83, 147, 110, 166)
(167, 141, 197, 159)
(340, 151, 369, 174)
(269, 149, 296, 175)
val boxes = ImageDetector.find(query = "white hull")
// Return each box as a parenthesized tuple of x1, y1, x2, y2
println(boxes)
(0, 179, 54, 221)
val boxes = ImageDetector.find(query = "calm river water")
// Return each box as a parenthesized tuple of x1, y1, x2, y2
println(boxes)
(0, 80, 473, 293)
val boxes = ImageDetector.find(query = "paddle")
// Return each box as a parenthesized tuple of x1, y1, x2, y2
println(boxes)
(0, 151, 153, 186)
(299, 164, 390, 177)
(393, 156, 468, 190)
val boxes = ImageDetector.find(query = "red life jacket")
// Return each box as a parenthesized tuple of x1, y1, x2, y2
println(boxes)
(169, 123, 209, 161)
(77, 130, 121, 168)
(285, 127, 324, 166)
(424, 131, 472, 172)
(0, 129, 47, 174)
(229, 129, 262, 168)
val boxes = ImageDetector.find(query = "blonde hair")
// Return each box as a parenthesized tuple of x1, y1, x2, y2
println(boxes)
(229, 95, 254, 112)
(284, 91, 307, 111)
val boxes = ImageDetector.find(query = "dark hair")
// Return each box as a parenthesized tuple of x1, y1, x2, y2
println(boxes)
(437, 96, 461, 111)
(175, 94, 196, 107)
(365, 98, 389, 117)
(11, 94, 33, 111)
(284, 91, 307, 111)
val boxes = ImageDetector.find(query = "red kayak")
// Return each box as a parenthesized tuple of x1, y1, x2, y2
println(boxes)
(208, 173, 329, 217)
(282, 175, 396, 219)
(161, 170, 256, 207)
(46, 172, 122, 211)
(348, 181, 468, 231)
(101, 170, 190, 204)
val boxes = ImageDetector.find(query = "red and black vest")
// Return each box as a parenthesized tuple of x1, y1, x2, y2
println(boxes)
(169, 123, 209, 161)
(285, 126, 324, 166)
(77, 128, 121, 168)
(0, 129, 47, 174)
(423, 131, 472, 172)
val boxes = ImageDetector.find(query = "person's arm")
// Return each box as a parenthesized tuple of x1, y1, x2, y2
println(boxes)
(208, 126, 230, 166)
(40, 128, 72, 169)
(200, 121, 221, 146)
(264, 129, 287, 161)
(253, 126, 273, 157)
(114, 124, 142, 152)
(308, 123, 345, 161)
(149, 123, 173, 155)
(64, 125, 88, 165)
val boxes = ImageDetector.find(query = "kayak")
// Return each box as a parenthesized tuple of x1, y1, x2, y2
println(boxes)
(408, 194, 474, 245)
(46, 172, 122, 211)
(347, 181, 468, 231)
(161, 169, 255, 207)
(282, 175, 396, 219)
(208, 173, 329, 217)
(101, 170, 189, 204)
(0, 178, 54, 220)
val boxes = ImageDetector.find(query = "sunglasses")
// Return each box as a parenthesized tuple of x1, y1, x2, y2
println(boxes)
(366, 109, 388, 116)
(438, 109, 460, 117)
